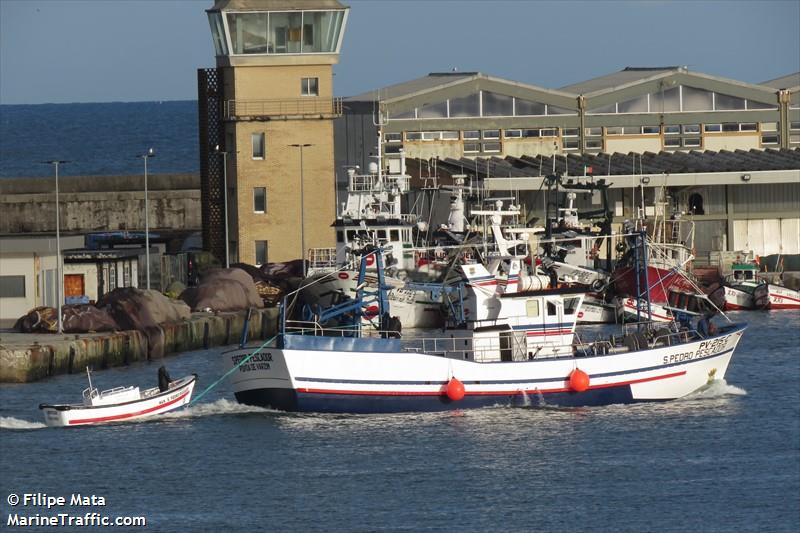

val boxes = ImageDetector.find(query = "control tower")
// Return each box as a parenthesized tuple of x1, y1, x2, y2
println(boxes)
(200, 0, 349, 265)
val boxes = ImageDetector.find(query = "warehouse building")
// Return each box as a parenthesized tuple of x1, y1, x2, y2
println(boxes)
(336, 67, 799, 173)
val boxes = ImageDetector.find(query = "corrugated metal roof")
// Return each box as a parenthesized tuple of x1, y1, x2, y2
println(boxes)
(416, 148, 800, 179)
(559, 67, 682, 94)
(346, 72, 479, 102)
(760, 72, 800, 90)
(346, 72, 577, 103)
(208, 0, 347, 12)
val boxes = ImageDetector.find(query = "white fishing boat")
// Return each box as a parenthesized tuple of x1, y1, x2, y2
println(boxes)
(723, 262, 798, 310)
(39, 367, 197, 427)
(225, 237, 745, 414)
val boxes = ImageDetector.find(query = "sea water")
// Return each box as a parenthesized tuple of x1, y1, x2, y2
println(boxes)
(0, 102, 198, 178)
(1, 311, 798, 531)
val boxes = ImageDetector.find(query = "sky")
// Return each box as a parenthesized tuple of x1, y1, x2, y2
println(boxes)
(1, 0, 799, 105)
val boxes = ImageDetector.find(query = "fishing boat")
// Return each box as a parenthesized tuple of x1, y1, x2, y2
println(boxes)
(225, 235, 746, 414)
(39, 367, 197, 427)
(723, 262, 799, 310)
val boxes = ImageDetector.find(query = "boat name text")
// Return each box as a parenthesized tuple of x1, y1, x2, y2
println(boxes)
(662, 336, 727, 365)
(233, 352, 272, 372)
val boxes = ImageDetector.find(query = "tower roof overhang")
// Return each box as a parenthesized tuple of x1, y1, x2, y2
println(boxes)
(208, 0, 347, 13)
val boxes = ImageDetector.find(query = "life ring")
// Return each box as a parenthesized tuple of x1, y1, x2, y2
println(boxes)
(365, 254, 376, 267)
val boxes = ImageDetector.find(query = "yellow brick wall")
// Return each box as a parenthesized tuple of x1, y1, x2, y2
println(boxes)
(232, 65, 333, 100)
(231, 119, 336, 265)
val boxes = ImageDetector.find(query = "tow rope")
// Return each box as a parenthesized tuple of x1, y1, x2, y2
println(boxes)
(188, 334, 278, 406)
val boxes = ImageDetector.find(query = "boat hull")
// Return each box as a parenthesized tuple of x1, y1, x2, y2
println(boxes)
(766, 284, 800, 309)
(225, 326, 744, 413)
(40, 375, 196, 427)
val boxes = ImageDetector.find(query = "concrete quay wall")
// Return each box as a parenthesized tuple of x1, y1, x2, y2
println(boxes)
(0, 173, 200, 234)
(0, 308, 279, 383)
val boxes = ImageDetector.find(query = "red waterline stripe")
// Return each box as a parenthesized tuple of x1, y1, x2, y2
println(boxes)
(68, 389, 191, 425)
(296, 370, 687, 397)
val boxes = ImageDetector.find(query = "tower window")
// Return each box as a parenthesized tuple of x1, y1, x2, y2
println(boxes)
(301, 77, 319, 96)
(255, 241, 268, 266)
(252, 132, 265, 159)
(253, 187, 266, 213)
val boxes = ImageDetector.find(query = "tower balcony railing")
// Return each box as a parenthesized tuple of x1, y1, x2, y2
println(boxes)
(224, 97, 343, 120)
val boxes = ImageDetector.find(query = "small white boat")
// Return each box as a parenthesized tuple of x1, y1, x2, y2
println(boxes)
(39, 368, 197, 427)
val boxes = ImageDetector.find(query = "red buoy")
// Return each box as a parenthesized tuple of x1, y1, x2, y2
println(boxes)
(446, 377, 465, 401)
(569, 369, 590, 392)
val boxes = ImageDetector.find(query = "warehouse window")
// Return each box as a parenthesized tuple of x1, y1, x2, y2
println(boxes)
(514, 98, 547, 116)
(441, 131, 459, 140)
(683, 124, 700, 134)
(663, 125, 680, 135)
(463, 143, 480, 154)
(704, 124, 722, 133)
(0, 275, 25, 298)
(664, 137, 681, 148)
(643, 126, 660, 135)
(482, 142, 501, 153)
(449, 93, 480, 118)
(405, 132, 423, 141)
(463, 130, 480, 140)
(715, 93, 746, 111)
(419, 101, 448, 118)
(384, 133, 402, 142)
(740, 123, 757, 132)
(585, 139, 603, 150)
(482, 92, 513, 117)
(682, 86, 713, 112)
(683, 137, 701, 147)
(482, 130, 500, 140)
(504, 129, 522, 139)
(617, 94, 649, 113)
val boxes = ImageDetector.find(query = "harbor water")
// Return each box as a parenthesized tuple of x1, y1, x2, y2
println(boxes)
(1, 311, 798, 531)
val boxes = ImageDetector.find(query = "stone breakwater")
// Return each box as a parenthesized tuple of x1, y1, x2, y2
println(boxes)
(0, 308, 279, 383)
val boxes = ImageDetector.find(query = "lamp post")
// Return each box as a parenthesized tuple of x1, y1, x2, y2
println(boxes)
(289, 143, 312, 277)
(43, 160, 70, 334)
(139, 148, 155, 289)
(214, 145, 230, 268)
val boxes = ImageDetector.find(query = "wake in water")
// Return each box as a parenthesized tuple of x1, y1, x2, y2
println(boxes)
(686, 378, 747, 399)
(158, 398, 274, 420)
(0, 416, 46, 430)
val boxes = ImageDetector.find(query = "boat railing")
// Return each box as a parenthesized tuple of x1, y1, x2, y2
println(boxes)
(308, 248, 338, 270)
(82, 387, 99, 402)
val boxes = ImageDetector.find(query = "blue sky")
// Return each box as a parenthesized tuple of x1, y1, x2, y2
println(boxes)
(1, 0, 798, 105)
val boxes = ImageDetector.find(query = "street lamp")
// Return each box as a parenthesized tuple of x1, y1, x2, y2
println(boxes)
(43, 160, 70, 334)
(214, 144, 231, 268)
(139, 148, 155, 289)
(289, 143, 312, 276)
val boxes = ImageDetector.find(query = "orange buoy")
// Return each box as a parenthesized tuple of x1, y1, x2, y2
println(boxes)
(569, 369, 590, 392)
(446, 377, 465, 401)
